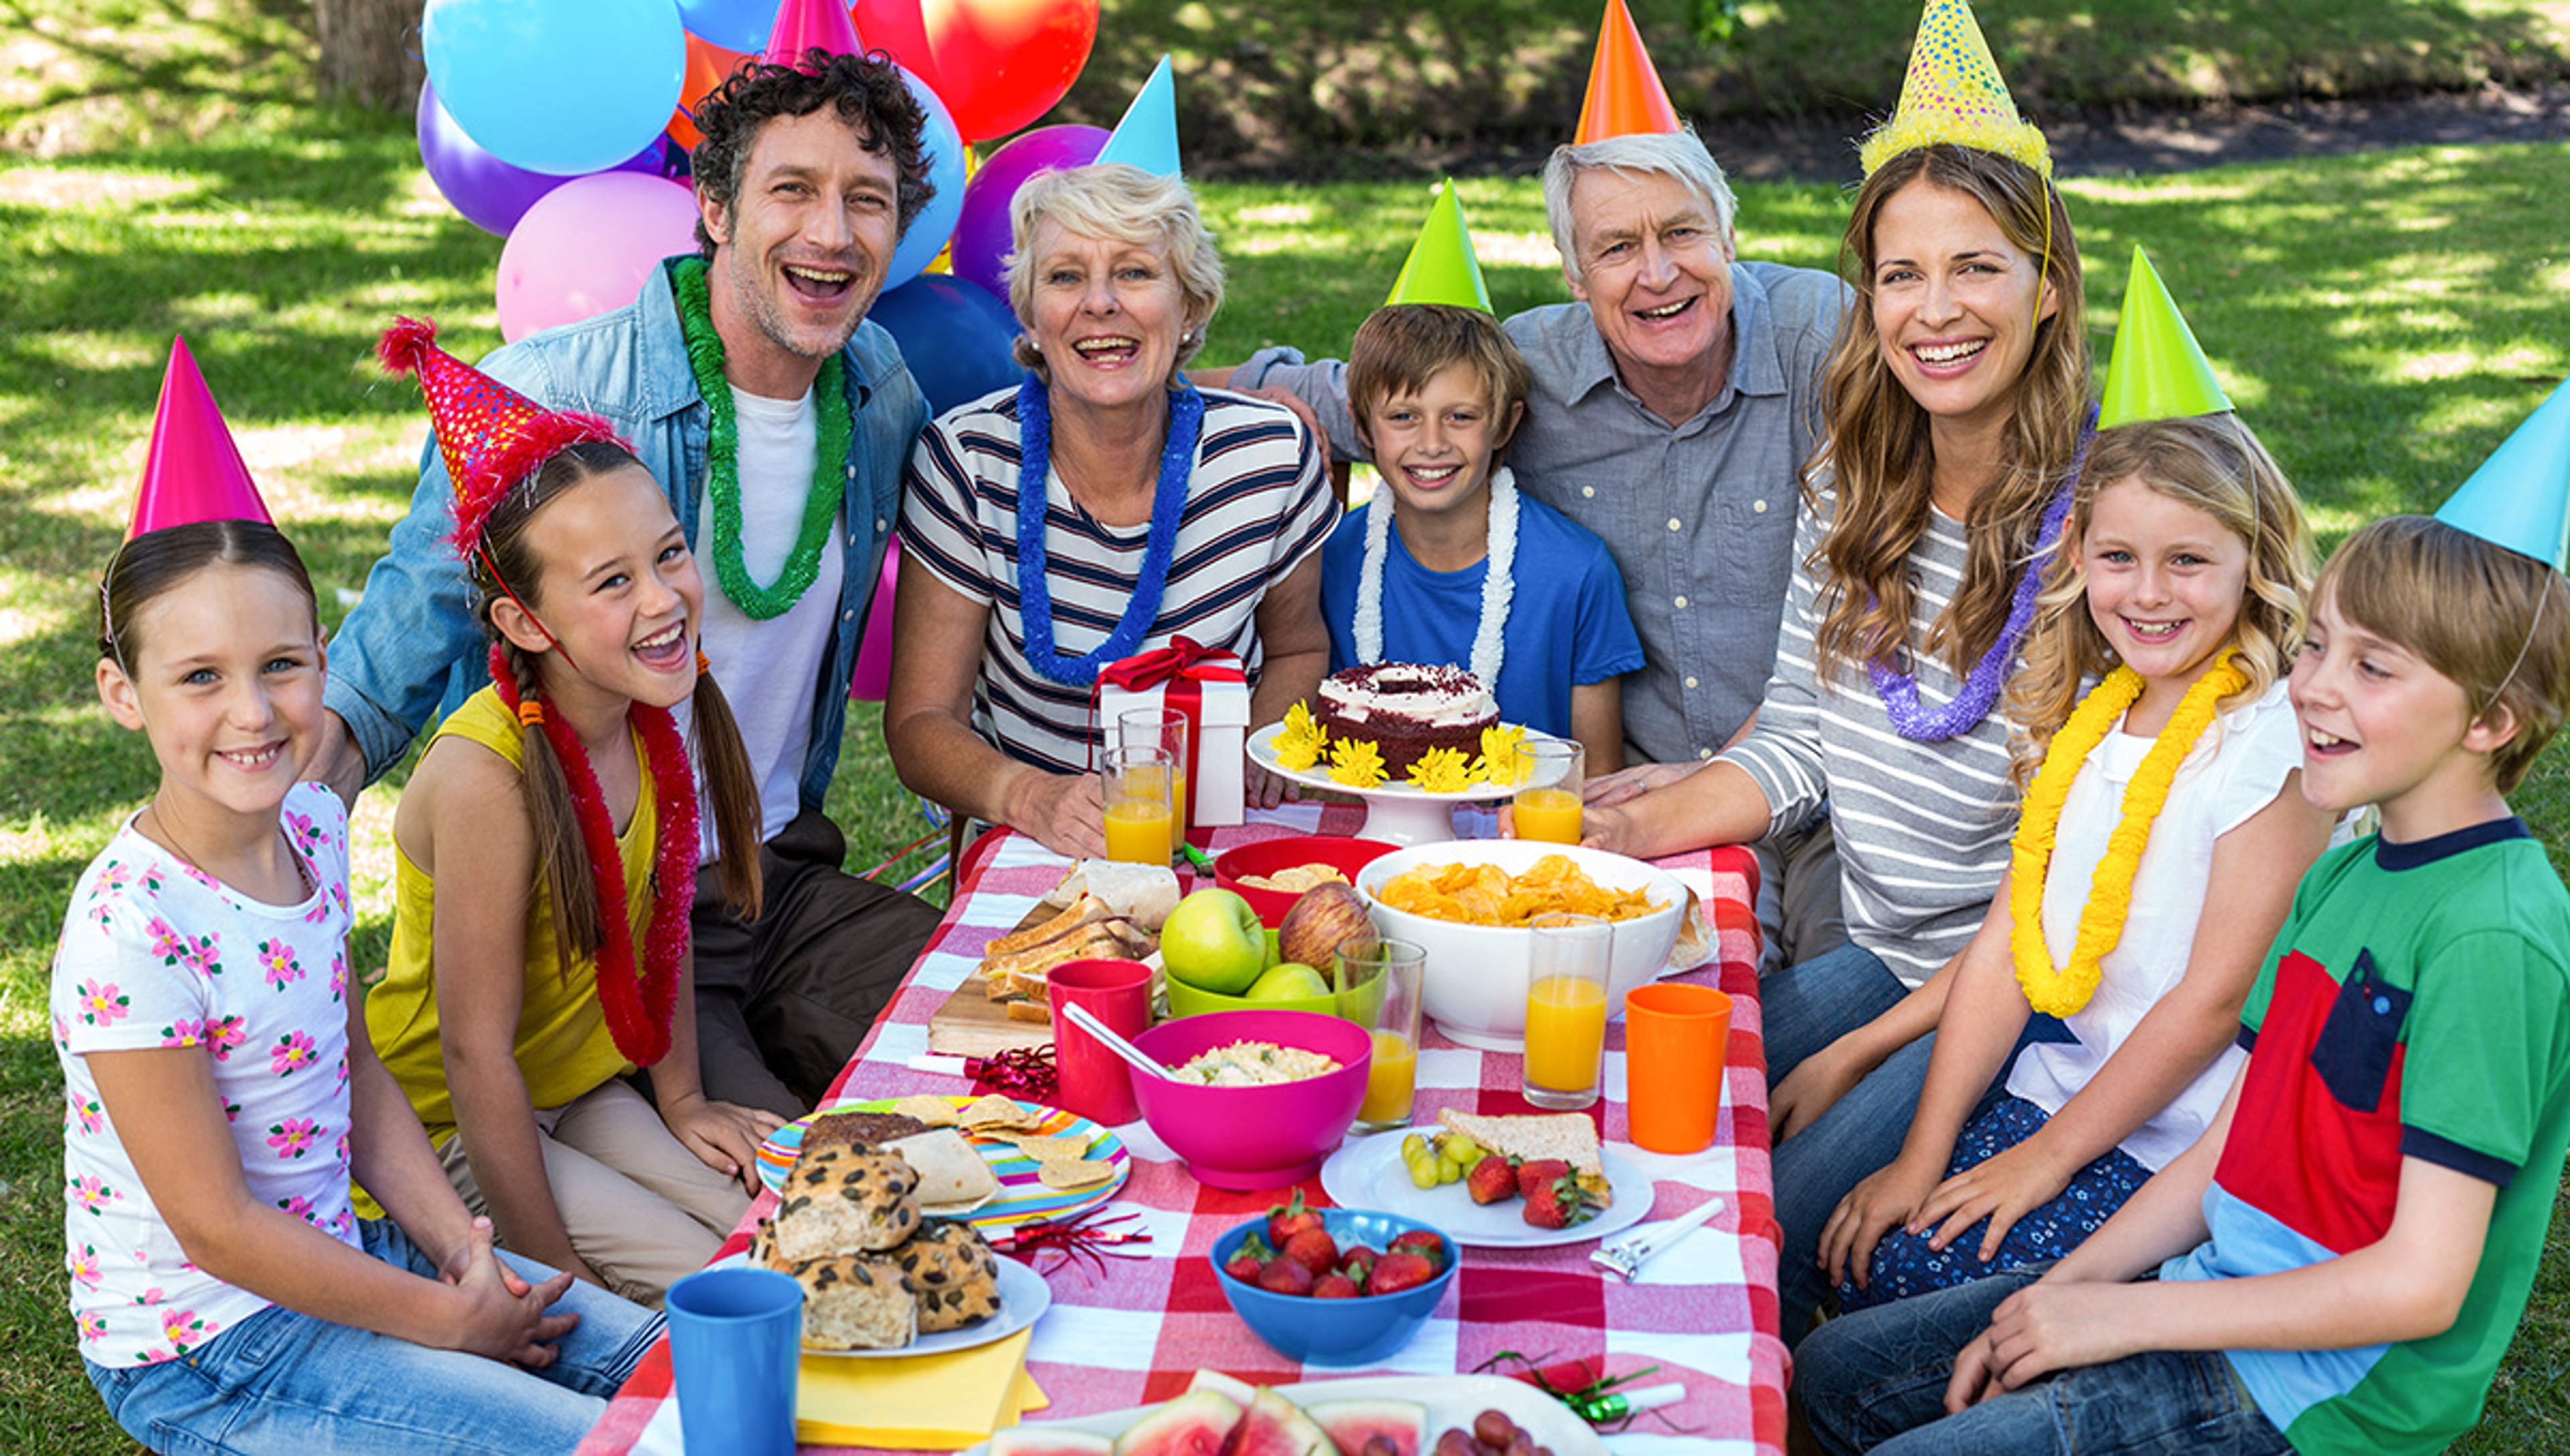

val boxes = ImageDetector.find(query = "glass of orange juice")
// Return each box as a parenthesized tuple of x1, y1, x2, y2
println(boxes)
(1335, 938, 1425, 1135)
(1511, 739, 1586, 845)
(1522, 912, 1612, 1110)
(1101, 745, 1175, 865)
(1118, 707, 1190, 838)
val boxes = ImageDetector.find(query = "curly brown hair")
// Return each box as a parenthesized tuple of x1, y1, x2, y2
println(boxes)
(691, 50, 934, 258)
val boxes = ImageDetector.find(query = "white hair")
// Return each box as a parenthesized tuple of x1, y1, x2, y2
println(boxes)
(1541, 126, 1738, 284)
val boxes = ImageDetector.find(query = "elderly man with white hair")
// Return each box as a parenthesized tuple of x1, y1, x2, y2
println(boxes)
(1205, 127, 1849, 962)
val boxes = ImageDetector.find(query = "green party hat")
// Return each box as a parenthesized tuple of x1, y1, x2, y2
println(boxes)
(2097, 246, 2235, 428)
(1384, 179, 1492, 312)
(2435, 377, 2570, 572)
(1860, 0, 2051, 179)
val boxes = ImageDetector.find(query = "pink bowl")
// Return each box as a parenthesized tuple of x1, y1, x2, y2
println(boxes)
(1130, 1010, 1373, 1191)
(1213, 835, 1399, 927)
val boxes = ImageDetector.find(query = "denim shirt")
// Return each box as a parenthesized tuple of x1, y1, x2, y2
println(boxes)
(325, 258, 928, 820)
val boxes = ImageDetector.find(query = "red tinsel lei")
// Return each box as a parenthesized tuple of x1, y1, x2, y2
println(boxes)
(487, 643, 697, 1066)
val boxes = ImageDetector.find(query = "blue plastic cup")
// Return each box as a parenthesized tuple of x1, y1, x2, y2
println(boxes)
(665, 1266, 801, 1456)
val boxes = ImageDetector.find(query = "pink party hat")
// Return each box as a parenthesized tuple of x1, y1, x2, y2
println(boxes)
(377, 317, 623, 556)
(128, 335, 273, 539)
(764, 0, 864, 68)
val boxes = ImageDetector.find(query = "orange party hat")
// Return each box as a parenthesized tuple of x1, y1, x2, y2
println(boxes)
(128, 336, 273, 538)
(1573, 0, 1682, 144)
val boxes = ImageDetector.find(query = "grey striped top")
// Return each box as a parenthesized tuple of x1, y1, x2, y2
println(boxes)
(1721, 490, 2026, 985)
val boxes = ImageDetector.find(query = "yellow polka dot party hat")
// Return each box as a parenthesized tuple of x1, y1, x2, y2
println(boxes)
(1859, 0, 2051, 179)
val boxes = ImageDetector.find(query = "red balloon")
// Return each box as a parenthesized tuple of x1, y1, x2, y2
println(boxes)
(851, 0, 938, 80)
(667, 32, 752, 151)
(856, 0, 1097, 143)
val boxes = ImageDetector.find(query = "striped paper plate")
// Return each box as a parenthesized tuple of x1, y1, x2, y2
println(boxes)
(754, 1096, 1130, 1230)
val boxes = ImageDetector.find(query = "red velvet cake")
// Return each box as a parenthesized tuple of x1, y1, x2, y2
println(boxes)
(1314, 663, 1498, 776)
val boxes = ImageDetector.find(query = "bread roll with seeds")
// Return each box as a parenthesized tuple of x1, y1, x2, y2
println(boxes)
(895, 1218, 1003, 1333)
(786, 1252, 918, 1350)
(774, 1145, 923, 1259)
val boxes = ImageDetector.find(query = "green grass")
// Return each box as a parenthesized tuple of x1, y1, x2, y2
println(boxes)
(7, 1, 2570, 1451)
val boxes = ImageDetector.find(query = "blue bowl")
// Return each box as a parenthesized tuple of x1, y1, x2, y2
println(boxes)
(1209, 1207, 1459, 1366)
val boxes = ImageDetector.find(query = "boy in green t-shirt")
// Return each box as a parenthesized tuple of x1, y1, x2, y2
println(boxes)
(1795, 512, 2570, 1456)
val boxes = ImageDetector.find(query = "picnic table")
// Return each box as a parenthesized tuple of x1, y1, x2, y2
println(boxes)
(577, 802, 1787, 1455)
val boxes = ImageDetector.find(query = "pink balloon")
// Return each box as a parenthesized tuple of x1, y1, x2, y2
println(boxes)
(849, 536, 902, 701)
(497, 173, 703, 342)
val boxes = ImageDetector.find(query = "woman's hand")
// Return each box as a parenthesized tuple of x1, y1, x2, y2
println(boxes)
(1009, 769, 1108, 859)
(1818, 1152, 1944, 1290)
(438, 1216, 584, 1368)
(663, 1091, 786, 1195)
(1582, 759, 1701, 810)
(1912, 1135, 2077, 1263)
(1770, 1036, 1868, 1142)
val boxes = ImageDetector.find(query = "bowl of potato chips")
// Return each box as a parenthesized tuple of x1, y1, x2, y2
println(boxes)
(1356, 840, 1687, 1049)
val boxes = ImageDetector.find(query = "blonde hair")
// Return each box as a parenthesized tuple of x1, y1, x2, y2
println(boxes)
(2316, 515, 2570, 794)
(1541, 127, 1739, 285)
(1808, 144, 2091, 690)
(1346, 304, 1533, 460)
(1003, 163, 1225, 385)
(2006, 414, 2314, 785)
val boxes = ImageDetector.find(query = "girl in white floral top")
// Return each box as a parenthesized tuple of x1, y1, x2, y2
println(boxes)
(58, 515, 657, 1455)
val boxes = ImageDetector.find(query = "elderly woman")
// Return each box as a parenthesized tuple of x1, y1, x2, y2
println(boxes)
(888, 164, 1338, 857)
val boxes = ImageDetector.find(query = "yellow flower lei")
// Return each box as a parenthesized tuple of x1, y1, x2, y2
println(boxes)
(2010, 654, 2249, 1016)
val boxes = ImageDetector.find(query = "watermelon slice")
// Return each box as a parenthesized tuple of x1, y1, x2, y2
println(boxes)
(989, 1429, 1116, 1456)
(1302, 1398, 1427, 1456)
(1114, 1390, 1245, 1456)
(1185, 1370, 1261, 1407)
(1221, 1387, 1335, 1456)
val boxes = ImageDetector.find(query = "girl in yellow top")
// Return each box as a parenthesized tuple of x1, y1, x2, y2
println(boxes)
(365, 320, 773, 1305)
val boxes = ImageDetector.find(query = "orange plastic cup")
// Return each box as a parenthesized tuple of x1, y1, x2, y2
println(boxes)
(1623, 983, 1733, 1155)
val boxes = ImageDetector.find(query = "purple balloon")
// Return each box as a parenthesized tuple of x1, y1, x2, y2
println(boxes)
(948, 124, 1110, 298)
(418, 80, 668, 238)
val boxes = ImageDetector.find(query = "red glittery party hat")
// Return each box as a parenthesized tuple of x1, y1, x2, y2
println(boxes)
(377, 318, 622, 555)
(128, 336, 274, 538)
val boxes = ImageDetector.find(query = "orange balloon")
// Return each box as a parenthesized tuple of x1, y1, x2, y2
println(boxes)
(668, 32, 753, 152)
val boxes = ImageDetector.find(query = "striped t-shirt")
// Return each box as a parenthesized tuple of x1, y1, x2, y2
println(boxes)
(900, 386, 1339, 774)
(1721, 488, 2026, 985)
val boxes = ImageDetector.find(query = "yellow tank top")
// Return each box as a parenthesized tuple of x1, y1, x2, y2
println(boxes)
(366, 686, 658, 1146)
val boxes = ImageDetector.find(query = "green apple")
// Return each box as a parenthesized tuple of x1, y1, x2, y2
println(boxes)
(1159, 888, 1268, 994)
(1246, 962, 1331, 1001)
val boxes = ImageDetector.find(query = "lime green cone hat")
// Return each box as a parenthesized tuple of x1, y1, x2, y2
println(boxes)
(1385, 179, 1492, 312)
(2435, 377, 2570, 571)
(2097, 246, 2235, 428)
(1861, 0, 2051, 179)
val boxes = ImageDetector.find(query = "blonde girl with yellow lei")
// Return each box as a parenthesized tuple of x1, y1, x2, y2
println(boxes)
(1818, 413, 2340, 1310)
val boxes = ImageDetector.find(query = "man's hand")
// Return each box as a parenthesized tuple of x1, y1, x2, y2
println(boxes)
(1011, 770, 1108, 860)
(1583, 759, 1703, 810)
(313, 709, 369, 808)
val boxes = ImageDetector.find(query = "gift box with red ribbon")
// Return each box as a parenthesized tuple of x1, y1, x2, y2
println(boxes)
(1098, 636, 1249, 830)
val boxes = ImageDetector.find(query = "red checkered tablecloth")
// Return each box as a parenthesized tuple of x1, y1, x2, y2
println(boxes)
(578, 804, 1785, 1455)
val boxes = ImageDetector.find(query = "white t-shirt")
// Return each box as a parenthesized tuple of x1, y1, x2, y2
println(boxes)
(2006, 678, 2304, 1170)
(53, 783, 358, 1368)
(687, 385, 844, 861)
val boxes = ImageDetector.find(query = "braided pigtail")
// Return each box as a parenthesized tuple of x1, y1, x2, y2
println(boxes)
(687, 668, 765, 917)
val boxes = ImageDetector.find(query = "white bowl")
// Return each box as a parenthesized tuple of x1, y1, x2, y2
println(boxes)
(1355, 839, 1687, 1050)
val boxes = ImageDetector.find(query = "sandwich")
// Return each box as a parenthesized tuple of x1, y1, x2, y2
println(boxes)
(1434, 1108, 1612, 1208)
(978, 895, 1154, 1020)
(1038, 860, 1181, 931)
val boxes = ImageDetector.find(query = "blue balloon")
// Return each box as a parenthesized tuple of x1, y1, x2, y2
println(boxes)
(425, 0, 687, 177)
(885, 66, 966, 288)
(868, 275, 1024, 416)
(417, 80, 667, 238)
(677, 0, 782, 54)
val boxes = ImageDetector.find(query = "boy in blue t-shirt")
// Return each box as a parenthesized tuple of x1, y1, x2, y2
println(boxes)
(1793, 514, 2570, 1456)
(1318, 303, 1643, 768)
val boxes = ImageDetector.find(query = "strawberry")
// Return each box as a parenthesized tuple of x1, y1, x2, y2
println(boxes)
(1465, 1153, 1519, 1205)
(1312, 1273, 1360, 1299)
(1282, 1226, 1341, 1277)
(1266, 1190, 1325, 1247)
(1258, 1255, 1316, 1295)
(1222, 1251, 1266, 1283)
(1338, 1243, 1379, 1285)
(1521, 1166, 1592, 1230)
(1389, 1228, 1445, 1272)
(1515, 1158, 1571, 1200)
(1367, 1249, 1436, 1294)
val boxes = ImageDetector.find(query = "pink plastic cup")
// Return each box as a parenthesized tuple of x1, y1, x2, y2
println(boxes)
(1049, 958, 1154, 1125)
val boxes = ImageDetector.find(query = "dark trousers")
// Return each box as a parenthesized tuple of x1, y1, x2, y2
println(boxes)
(689, 808, 944, 1117)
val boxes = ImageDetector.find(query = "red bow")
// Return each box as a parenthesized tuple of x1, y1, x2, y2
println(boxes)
(1098, 635, 1246, 691)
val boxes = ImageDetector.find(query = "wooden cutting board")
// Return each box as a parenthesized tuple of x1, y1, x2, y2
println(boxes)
(924, 971, 1060, 1059)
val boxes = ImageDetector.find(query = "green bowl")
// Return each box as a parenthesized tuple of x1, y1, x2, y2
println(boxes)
(1163, 973, 1343, 1020)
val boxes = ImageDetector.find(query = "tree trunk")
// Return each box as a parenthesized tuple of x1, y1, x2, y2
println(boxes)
(315, 0, 425, 112)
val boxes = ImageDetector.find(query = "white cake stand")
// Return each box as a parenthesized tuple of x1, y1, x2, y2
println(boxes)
(1244, 721, 1571, 845)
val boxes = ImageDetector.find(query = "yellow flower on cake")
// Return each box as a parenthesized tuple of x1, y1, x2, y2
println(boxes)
(1474, 723, 1529, 786)
(1327, 737, 1389, 788)
(1272, 700, 1327, 771)
(1406, 747, 1474, 794)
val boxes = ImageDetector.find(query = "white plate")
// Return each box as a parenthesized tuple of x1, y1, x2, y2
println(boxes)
(1245, 721, 1567, 803)
(960, 1371, 1604, 1456)
(1318, 1131, 1654, 1249)
(715, 1249, 1052, 1358)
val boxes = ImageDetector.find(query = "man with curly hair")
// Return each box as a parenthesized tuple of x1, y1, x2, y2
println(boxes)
(320, 50, 945, 1119)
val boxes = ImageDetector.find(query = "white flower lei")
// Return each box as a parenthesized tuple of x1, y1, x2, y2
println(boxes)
(1353, 465, 1519, 685)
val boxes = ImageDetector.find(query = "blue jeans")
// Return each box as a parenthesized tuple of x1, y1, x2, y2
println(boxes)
(1797, 1267, 2291, 1455)
(86, 1218, 662, 1456)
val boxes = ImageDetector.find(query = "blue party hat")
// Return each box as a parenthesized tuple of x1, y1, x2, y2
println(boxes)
(1094, 56, 1181, 177)
(2435, 377, 2570, 572)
